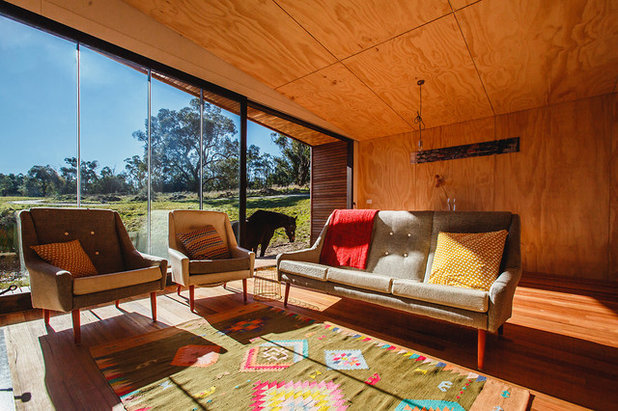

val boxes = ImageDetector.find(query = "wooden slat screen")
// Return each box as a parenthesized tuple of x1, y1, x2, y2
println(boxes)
(311, 141, 349, 244)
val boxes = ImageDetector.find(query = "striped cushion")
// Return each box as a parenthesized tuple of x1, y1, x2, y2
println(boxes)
(31, 239, 98, 277)
(177, 225, 230, 260)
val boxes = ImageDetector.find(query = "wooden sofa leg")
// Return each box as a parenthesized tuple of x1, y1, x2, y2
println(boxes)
(284, 283, 290, 307)
(72, 309, 81, 344)
(150, 292, 157, 322)
(478, 329, 486, 370)
(43, 309, 50, 325)
(189, 285, 195, 312)
(176, 285, 182, 296)
(242, 279, 248, 303)
(115, 300, 120, 309)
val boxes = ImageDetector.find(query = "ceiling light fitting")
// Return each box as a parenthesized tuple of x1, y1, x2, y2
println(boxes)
(414, 79, 425, 151)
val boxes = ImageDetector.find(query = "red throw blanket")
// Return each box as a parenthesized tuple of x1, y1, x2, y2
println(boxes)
(319, 209, 379, 269)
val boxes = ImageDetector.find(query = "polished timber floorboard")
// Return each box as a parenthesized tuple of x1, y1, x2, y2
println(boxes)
(0, 276, 617, 410)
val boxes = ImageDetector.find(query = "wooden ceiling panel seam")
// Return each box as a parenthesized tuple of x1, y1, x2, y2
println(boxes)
(123, 0, 337, 89)
(274, 0, 453, 61)
(339, 60, 412, 127)
(451, 6, 496, 116)
(343, 13, 493, 131)
(270, 0, 338, 62)
(455, 0, 618, 115)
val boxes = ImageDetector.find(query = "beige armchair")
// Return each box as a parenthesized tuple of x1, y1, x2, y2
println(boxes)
(168, 210, 254, 311)
(19, 208, 167, 344)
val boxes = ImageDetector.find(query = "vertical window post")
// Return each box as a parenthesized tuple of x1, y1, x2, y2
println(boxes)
(199, 89, 204, 210)
(239, 97, 248, 245)
(147, 68, 152, 253)
(76, 42, 81, 207)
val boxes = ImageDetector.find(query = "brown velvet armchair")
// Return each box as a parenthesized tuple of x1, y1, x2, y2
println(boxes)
(168, 210, 254, 311)
(19, 208, 167, 343)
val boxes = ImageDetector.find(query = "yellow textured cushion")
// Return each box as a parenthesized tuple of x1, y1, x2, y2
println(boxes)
(428, 230, 508, 291)
(31, 239, 98, 277)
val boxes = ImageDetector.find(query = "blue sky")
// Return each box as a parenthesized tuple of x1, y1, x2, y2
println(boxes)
(0, 15, 280, 175)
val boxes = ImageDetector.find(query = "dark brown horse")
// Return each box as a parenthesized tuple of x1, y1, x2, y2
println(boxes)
(232, 210, 296, 257)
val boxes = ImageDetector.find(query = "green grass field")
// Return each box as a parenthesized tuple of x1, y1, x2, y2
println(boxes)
(0, 189, 310, 287)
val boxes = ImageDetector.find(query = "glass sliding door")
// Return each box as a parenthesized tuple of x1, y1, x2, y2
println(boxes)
(79, 46, 149, 251)
(0, 15, 78, 286)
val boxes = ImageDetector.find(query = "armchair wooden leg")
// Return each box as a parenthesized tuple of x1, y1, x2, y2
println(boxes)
(43, 309, 50, 325)
(72, 309, 81, 344)
(177, 285, 182, 296)
(150, 292, 157, 322)
(478, 329, 486, 370)
(115, 300, 120, 309)
(223, 282, 227, 290)
(189, 285, 195, 312)
(242, 279, 248, 304)
(284, 282, 290, 307)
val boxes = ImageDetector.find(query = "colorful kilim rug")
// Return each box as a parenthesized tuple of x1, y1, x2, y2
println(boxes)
(90, 303, 529, 410)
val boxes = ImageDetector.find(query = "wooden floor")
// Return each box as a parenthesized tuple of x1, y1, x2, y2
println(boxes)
(1, 275, 617, 410)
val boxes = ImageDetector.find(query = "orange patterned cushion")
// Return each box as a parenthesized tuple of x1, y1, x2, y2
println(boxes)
(428, 230, 508, 291)
(31, 239, 98, 277)
(177, 225, 230, 260)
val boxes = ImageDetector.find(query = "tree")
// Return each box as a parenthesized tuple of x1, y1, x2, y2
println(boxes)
(271, 134, 310, 186)
(247, 144, 273, 189)
(132, 99, 238, 193)
(22, 165, 61, 197)
(0, 173, 24, 196)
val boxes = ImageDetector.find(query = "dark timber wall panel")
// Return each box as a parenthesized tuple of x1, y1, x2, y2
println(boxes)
(311, 141, 348, 244)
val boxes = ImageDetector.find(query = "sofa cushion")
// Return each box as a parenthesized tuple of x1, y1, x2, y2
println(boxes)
(365, 211, 433, 281)
(31, 239, 98, 277)
(392, 279, 488, 312)
(327, 267, 393, 293)
(73, 266, 161, 295)
(428, 230, 508, 291)
(279, 260, 328, 281)
(189, 257, 250, 275)
(424, 212, 513, 281)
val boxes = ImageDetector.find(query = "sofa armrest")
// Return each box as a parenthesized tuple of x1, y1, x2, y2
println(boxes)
(26, 259, 73, 312)
(276, 247, 321, 281)
(487, 267, 522, 332)
(168, 248, 190, 286)
(230, 246, 255, 276)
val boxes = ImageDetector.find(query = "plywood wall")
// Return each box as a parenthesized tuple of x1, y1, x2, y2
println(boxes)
(357, 93, 617, 281)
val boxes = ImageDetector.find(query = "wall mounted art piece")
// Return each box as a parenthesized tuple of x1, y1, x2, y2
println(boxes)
(410, 137, 519, 164)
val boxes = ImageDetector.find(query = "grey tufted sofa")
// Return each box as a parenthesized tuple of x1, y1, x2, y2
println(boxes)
(276, 210, 521, 369)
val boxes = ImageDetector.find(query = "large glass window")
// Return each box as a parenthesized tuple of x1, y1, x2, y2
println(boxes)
(0, 16, 77, 287)
(80, 46, 148, 251)
(0, 11, 344, 293)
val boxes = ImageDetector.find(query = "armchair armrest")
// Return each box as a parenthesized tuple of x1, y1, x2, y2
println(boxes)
(139, 252, 168, 289)
(168, 248, 190, 286)
(487, 267, 522, 332)
(229, 246, 255, 276)
(26, 259, 73, 312)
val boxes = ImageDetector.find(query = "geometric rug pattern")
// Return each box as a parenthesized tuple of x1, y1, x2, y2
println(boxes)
(90, 303, 529, 410)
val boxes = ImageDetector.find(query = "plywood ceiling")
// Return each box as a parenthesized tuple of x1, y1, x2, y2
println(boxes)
(124, 0, 618, 141)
